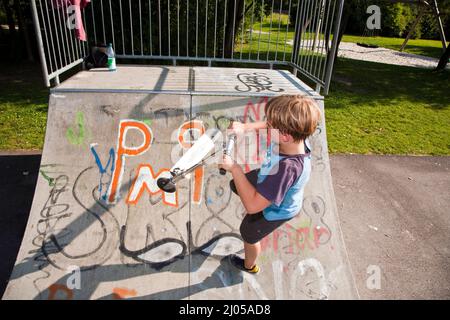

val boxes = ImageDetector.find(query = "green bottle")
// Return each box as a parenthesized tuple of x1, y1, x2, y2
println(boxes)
(106, 43, 116, 71)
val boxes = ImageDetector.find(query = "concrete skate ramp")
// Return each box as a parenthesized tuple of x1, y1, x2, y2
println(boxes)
(3, 66, 358, 300)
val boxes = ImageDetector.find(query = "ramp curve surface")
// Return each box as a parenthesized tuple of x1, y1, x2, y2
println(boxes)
(3, 66, 358, 300)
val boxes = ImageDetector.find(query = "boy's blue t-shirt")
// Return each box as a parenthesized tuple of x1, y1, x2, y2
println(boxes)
(256, 140, 312, 221)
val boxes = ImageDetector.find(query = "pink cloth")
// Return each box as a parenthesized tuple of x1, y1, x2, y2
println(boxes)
(72, 0, 90, 41)
(54, 0, 90, 41)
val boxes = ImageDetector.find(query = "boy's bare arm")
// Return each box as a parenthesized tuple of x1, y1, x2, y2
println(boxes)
(230, 165, 271, 214)
(244, 121, 267, 130)
(230, 121, 267, 134)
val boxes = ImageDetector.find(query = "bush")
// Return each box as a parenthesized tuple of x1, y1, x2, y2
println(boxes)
(419, 12, 448, 40)
(382, 3, 415, 37)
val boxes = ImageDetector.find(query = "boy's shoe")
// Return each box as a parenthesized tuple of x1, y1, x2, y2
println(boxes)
(228, 254, 260, 274)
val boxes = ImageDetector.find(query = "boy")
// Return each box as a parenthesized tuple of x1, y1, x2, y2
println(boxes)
(219, 94, 321, 274)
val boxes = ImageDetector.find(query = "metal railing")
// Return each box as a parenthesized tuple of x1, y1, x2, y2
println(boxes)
(31, 0, 344, 94)
(31, 0, 89, 86)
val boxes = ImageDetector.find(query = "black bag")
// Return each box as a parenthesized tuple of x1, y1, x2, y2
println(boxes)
(83, 45, 108, 70)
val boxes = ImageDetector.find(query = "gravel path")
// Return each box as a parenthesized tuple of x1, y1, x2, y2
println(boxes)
(337, 42, 446, 69)
(285, 39, 447, 69)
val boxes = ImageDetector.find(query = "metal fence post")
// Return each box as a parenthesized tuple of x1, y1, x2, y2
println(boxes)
(31, 0, 50, 87)
(323, 0, 344, 95)
(315, 83, 321, 93)
(291, 0, 302, 64)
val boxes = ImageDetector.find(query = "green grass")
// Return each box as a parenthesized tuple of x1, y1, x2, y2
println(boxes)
(326, 58, 450, 155)
(235, 25, 322, 63)
(342, 35, 446, 59)
(234, 13, 297, 61)
(0, 63, 49, 150)
(251, 13, 293, 34)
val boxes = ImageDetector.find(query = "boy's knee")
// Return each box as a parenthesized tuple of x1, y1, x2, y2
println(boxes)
(239, 219, 248, 241)
(239, 217, 255, 244)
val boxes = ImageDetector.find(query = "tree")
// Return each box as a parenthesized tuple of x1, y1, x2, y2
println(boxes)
(223, 0, 245, 58)
(332, 0, 359, 62)
(14, 0, 33, 61)
(2, 0, 16, 59)
(1, 0, 34, 61)
(435, 42, 450, 71)
(96, 0, 263, 59)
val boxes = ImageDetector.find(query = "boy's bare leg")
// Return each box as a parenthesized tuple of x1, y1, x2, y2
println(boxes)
(244, 241, 261, 269)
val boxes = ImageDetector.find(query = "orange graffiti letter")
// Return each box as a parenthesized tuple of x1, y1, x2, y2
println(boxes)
(48, 284, 73, 300)
(108, 120, 152, 203)
(112, 287, 137, 299)
(126, 164, 178, 207)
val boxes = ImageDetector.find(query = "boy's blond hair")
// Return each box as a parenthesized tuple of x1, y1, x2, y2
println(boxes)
(265, 94, 321, 142)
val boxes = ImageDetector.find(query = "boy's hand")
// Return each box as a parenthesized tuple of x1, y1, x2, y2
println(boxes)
(218, 154, 237, 172)
(229, 121, 245, 135)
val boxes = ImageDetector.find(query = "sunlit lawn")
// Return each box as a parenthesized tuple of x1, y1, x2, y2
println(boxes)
(0, 63, 49, 150)
(326, 58, 450, 155)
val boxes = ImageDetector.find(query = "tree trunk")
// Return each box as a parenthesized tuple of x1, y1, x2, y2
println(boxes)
(14, 0, 34, 62)
(2, 0, 15, 33)
(332, 9, 349, 64)
(2, 0, 17, 59)
(435, 43, 450, 71)
(224, 0, 245, 58)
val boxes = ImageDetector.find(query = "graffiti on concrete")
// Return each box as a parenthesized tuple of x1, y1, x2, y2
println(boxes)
(12, 95, 340, 300)
(259, 194, 333, 255)
(235, 72, 285, 93)
(42, 256, 342, 300)
(108, 120, 153, 203)
(66, 111, 87, 146)
(90, 144, 115, 201)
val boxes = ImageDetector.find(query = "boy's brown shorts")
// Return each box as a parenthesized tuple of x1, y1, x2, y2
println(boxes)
(230, 169, 292, 244)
